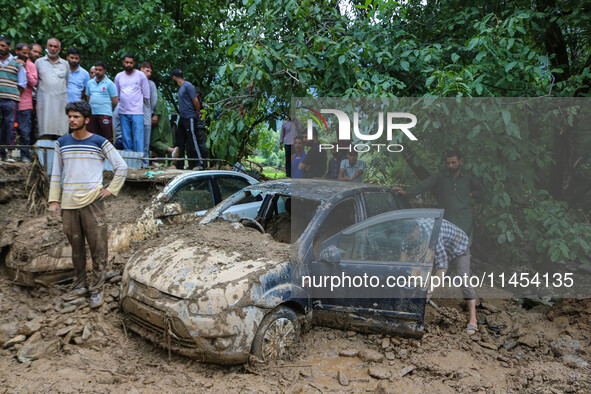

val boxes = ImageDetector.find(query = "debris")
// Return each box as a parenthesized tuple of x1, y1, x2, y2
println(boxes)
(359, 349, 384, 363)
(517, 334, 540, 349)
(479, 341, 499, 350)
(384, 351, 396, 361)
(339, 348, 359, 357)
(561, 355, 589, 369)
(480, 302, 499, 313)
(337, 370, 349, 386)
(55, 326, 75, 337)
(18, 317, 43, 336)
(60, 305, 77, 314)
(82, 323, 92, 341)
(550, 337, 582, 357)
(3, 335, 27, 348)
(17, 332, 60, 363)
(0, 322, 18, 345)
(368, 367, 390, 380)
(381, 337, 390, 349)
(394, 365, 415, 377)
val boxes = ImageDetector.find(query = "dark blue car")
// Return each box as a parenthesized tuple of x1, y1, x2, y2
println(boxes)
(120, 179, 443, 364)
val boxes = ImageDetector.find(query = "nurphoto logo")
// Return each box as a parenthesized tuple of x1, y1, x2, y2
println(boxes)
(304, 107, 418, 153)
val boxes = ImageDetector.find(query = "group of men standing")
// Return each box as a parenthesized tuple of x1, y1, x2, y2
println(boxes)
(280, 116, 366, 182)
(0, 36, 207, 168)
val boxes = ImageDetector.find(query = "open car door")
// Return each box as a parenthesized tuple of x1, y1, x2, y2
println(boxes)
(309, 209, 443, 337)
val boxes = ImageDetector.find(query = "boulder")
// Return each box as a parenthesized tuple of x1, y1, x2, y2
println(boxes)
(359, 348, 384, 363)
(17, 332, 60, 363)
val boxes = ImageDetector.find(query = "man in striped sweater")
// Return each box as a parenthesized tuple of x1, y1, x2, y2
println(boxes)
(48, 101, 127, 308)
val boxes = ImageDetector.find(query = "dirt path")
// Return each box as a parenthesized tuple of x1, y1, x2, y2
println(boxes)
(1, 163, 589, 392)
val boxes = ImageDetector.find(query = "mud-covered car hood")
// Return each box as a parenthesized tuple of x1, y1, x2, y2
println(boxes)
(127, 234, 289, 299)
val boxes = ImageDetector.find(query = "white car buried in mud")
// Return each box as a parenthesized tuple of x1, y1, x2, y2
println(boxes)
(119, 179, 444, 364)
(4, 170, 259, 287)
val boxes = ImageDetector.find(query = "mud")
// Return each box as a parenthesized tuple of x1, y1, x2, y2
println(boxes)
(1, 164, 590, 392)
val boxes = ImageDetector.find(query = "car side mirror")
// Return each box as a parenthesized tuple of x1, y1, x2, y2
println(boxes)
(155, 202, 183, 218)
(319, 245, 344, 264)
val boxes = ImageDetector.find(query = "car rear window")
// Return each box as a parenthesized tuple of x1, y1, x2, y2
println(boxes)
(364, 192, 397, 218)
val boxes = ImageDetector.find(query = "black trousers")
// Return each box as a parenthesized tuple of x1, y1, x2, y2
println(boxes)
(284, 144, 292, 177)
(175, 117, 208, 169)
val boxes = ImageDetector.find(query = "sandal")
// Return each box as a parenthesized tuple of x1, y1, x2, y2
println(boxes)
(467, 323, 478, 335)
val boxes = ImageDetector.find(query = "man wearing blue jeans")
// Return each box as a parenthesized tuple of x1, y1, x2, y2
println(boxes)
(114, 53, 149, 153)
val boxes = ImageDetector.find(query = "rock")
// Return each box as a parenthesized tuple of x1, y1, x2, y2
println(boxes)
(109, 288, 120, 298)
(109, 275, 122, 284)
(523, 296, 553, 309)
(60, 305, 77, 314)
(368, 367, 390, 380)
(480, 341, 498, 350)
(3, 335, 27, 348)
(381, 337, 390, 349)
(105, 296, 114, 304)
(550, 337, 582, 357)
(561, 355, 589, 369)
(337, 370, 349, 386)
(346, 331, 356, 337)
(0, 322, 18, 345)
(74, 336, 85, 345)
(17, 332, 60, 363)
(517, 334, 540, 348)
(18, 317, 44, 336)
(480, 302, 499, 313)
(82, 323, 92, 341)
(359, 349, 384, 363)
(384, 351, 396, 360)
(339, 348, 359, 357)
(394, 365, 415, 377)
(56, 326, 75, 337)
(64, 297, 87, 307)
(398, 348, 408, 358)
(375, 382, 390, 394)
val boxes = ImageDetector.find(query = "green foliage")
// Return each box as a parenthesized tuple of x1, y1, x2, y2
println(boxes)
(524, 192, 591, 264)
(3, 0, 590, 266)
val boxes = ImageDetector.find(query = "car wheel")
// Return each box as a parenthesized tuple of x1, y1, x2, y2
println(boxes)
(239, 217, 265, 234)
(251, 306, 300, 361)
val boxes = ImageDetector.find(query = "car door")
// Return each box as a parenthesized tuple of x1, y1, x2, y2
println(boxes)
(308, 209, 443, 337)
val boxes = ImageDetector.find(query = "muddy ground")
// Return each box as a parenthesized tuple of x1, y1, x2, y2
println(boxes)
(0, 162, 590, 393)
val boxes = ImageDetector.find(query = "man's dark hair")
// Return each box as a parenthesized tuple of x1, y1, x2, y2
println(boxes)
(65, 101, 92, 118)
(67, 48, 80, 56)
(0, 36, 10, 45)
(31, 43, 42, 49)
(140, 61, 152, 69)
(445, 149, 462, 161)
(15, 42, 29, 51)
(123, 53, 135, 60)
(294, 135, 304, 143)
(94, 61, 107, 69)
(347, 149, 358, 157)
(171, 69, 183, 78)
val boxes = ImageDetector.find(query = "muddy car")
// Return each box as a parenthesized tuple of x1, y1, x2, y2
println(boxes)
(5, 170, 259, 287)
(120, 179, 444, 364)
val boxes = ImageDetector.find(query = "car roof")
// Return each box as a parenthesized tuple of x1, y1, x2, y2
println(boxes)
(243, 178, 392, 201)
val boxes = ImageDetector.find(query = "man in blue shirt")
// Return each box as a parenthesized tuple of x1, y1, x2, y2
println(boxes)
(338, 150, 365, 182)
(171, 69, 207, 169)
(66, 48, 89, 103)
(86, 61, 118, 142)
(291, 135, 306, 178)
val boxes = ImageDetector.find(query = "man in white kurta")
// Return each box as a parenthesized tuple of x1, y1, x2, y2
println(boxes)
(35, 38, 68, 137)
